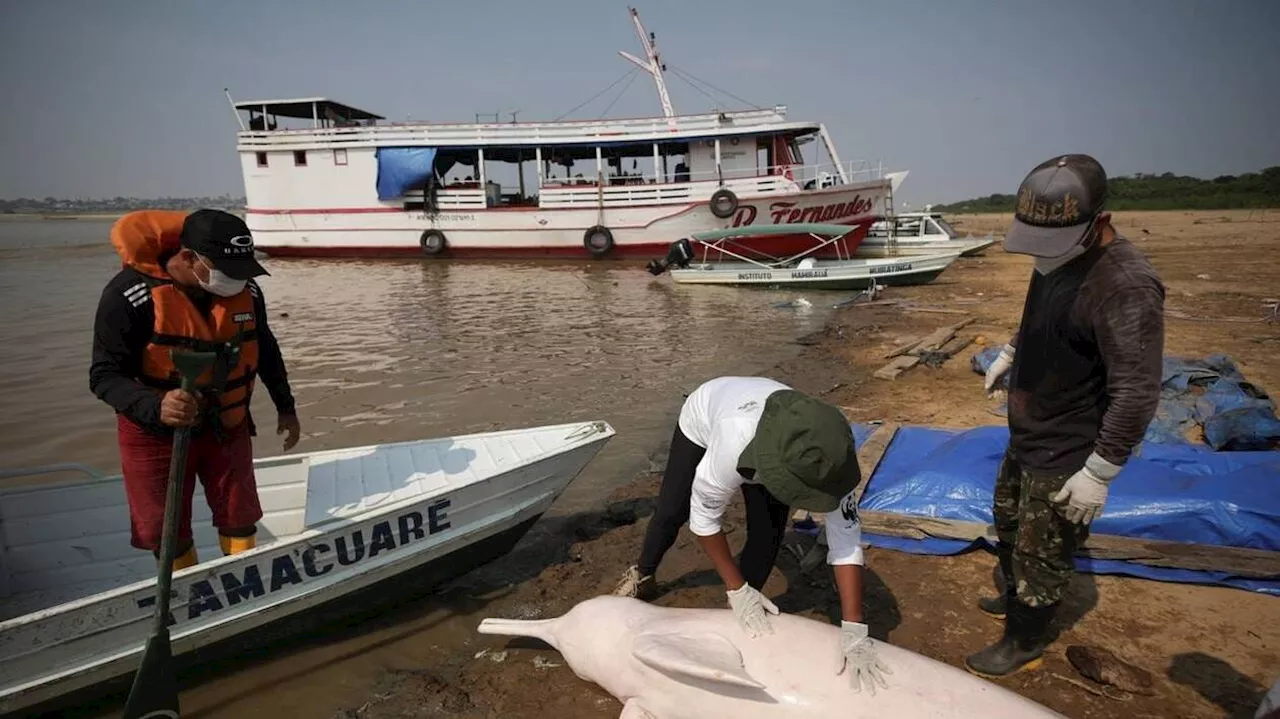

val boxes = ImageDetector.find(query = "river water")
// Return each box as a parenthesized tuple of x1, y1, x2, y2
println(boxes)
(0, 217, 841, 716)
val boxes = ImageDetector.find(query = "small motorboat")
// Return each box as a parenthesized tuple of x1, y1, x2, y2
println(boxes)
(0, 420, 615, 714)
(645, 223, 961, 290)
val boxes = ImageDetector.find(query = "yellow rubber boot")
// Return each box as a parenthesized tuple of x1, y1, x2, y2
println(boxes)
(172, 545, 198, 571)
(219, 533, 257, 556)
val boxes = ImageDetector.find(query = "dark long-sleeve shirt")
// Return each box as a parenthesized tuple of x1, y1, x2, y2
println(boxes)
(1007, 234, 1165, 473)
(90, 268, 296, 437)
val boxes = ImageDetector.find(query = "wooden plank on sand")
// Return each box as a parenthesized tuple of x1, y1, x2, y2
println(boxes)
(874, 355, 919, 380)
(857, 511, 1280, 579)
(911, 318, 976, 354)
(885, 337, 923, 359)
(937, 334, 976, 358)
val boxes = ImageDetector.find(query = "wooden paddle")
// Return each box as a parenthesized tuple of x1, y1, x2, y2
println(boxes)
(122, 349, 217, 719)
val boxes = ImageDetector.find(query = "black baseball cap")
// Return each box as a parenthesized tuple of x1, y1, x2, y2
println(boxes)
(180, 209, 269, 280)
(1004, 154, 1108, 258)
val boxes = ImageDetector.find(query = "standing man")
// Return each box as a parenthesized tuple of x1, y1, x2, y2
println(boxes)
(613, 376, 891, 695)
(90, 209, 301, 571)
(969, 155, 1164, 677)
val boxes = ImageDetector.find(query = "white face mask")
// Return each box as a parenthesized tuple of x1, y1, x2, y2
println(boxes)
(197, 257, 247, 297)
(1034, 243, 1087, 275)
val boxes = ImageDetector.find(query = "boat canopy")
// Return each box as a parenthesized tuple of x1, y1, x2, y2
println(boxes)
(235, 97, 384, 131)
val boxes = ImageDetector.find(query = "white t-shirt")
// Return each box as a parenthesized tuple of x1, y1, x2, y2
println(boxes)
(677, 376, 864, 566)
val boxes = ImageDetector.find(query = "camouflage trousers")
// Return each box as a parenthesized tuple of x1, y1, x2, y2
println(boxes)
(992, 450, 1090, 608)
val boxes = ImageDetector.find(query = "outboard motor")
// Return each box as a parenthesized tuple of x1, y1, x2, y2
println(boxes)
(645, 237, 694, 276)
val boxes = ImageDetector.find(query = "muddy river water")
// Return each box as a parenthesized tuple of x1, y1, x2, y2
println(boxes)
(0, 217, 843, 717)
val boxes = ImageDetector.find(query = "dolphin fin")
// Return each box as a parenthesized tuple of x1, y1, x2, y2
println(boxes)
(619, 699, 657, 718)
(631, 630, 766, 690)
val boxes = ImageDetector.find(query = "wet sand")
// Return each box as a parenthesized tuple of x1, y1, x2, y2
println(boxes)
(7, 211, 1280, 718)
(326, 210, 1277, 719)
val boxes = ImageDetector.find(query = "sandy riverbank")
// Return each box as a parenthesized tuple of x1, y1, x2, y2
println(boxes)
(318, 209, 1280, 719)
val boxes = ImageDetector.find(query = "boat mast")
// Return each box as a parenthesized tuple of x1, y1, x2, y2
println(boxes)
(619, 6, 676, 127)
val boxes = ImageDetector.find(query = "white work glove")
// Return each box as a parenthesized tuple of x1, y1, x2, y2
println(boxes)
(726, 583, 779, 638)
(1052, 452, 1122, 525)
(984, 343, 1015, 395)
(838, 621, 891, 695)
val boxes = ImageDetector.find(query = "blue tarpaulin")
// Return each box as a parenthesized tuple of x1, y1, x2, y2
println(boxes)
(375, 147, 438, 200)
(969, 349, 1280, 451)
(847, 423, 1280, 594)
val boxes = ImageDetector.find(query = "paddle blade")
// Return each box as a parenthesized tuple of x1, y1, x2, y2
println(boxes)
(121, 630, 180, 719)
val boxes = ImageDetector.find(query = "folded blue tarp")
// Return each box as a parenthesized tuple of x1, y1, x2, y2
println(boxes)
(375, 147, 438, 200)
(969, 349, 1280, 451)
(848, 423, 1280, 595)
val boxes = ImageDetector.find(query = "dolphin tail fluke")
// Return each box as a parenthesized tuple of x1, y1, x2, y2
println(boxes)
(477, 617, 560, 648)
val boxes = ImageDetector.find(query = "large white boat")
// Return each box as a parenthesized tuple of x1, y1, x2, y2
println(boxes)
(229, 8, 906, 260)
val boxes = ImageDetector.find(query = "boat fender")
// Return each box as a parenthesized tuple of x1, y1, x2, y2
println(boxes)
(709, 188, 738, 219)
(584, 225, 614, 257)
(420, 230, 447, 256)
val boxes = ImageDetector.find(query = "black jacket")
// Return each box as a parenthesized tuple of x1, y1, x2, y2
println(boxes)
(89, 268, 296, 437)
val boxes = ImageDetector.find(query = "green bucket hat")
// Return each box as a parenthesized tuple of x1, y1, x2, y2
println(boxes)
(737, 390, 861, 513)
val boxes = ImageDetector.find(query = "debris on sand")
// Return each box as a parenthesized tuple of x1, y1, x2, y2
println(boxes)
(1066, 644, 1156, 696)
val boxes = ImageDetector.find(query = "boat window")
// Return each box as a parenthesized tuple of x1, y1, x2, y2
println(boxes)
(256, 152, 268, 168)
(932, 218, 960, 238)
(333, 148, 348, 166)
(293, 150, 307, 167)
(657, 141, 689, 183)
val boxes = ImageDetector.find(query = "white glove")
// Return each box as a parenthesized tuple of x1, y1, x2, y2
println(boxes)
(838, 621, 891, 695)
(726, 583, 779, 638)
(1052, 452, 1122, 525)
(984, 343, 1015, 395)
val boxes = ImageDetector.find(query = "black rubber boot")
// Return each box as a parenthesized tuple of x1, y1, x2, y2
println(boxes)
(964, 599, 1055, 678)
(977, 549, 1016, 620)
(977, 590, 1013, 620)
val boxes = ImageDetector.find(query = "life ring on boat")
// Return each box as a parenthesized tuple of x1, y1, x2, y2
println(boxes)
(420, 230, 447, 256)
(583, 225, 614, 257)
(709, 188, 739, 219)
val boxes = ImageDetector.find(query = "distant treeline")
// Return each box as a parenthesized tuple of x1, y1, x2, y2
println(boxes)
(935, 166, 1280, 213)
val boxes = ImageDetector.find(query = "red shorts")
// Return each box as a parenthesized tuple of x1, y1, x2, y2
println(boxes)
(118, 415, 263, 550)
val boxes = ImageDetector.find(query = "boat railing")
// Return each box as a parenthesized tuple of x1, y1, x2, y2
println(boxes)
(236, 107, 794, 149)
(535, 160, 885, 208)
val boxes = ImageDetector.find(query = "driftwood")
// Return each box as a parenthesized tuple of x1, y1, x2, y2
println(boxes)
(1065, 645, 1156, 696)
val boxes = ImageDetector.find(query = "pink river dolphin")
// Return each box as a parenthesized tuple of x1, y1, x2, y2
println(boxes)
(478, 595, 1065, 718)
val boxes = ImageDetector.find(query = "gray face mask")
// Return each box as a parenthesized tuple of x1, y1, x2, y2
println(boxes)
(1034, 243, 1087, 274)
(1034, 218, 1100, 275)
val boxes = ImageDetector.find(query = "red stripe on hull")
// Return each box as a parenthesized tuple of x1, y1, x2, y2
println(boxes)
(258, 226, 870, 261)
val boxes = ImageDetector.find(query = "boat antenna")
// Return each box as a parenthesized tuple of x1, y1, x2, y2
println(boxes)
(224, 87, 246, 131)
(619, 6, 675, 127)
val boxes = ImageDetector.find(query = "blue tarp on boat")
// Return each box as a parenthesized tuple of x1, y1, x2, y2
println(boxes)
(969, 349, 1280, 451)
(846, 423, 1280, 594)
(375, 147, 438, 200)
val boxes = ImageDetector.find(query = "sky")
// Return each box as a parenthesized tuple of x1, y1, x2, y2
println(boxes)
(1, 0, 1277, 206)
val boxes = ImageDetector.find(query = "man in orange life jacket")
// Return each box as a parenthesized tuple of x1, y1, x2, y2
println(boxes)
(90, 209, 300, 570)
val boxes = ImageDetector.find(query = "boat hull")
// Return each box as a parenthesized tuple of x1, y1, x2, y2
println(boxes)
(245, 184, 884, 260)
(0, 422, 615, 715)
(10, 513, 547, 717)
(668, 253, 960, 290)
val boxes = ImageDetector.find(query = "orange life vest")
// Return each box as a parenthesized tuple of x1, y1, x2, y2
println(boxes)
(110, 210, 260, 430)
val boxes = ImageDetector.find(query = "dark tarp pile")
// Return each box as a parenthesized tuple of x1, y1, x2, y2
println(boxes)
(847, 423, 1280, 594)
(969, 347, 1280, 451)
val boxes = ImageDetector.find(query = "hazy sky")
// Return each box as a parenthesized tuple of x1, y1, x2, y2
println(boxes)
(2, 0, 1277, 205)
